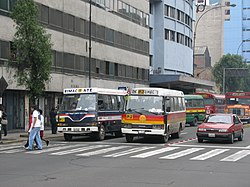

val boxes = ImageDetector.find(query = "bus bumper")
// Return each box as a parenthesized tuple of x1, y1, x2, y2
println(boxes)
(58, 126, 99, 134)
(121, 128, 165, 136)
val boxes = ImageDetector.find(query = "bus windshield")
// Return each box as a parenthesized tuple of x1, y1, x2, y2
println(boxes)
(126, 95, 163, 113)
(185, 99, 204, 108)
(203, 98, 214, 105)
(226, 98, 250, 105)
(59, 94, 97, 111)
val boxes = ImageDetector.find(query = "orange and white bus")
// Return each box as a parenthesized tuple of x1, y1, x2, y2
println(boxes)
(121, 88, 186, 143)
(225, 92, 250, 124)
(196, 92, 225, 114)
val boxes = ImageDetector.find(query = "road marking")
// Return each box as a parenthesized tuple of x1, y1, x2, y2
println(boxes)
(27, 144, 84, 154)
(190, 149, 229, 161)
(220, 150, 250, 162)
(104, 147, 155, 158)
(169, 144, 250, 150)
(51, 145, 110, 155)
(131, 147, 179, 158)
(160, 148, 204, 159)
(0, 145, 22, 152)
(76, 146, 130, 156)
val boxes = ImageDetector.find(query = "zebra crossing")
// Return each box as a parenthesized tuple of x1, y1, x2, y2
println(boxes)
(1, 142, 250, 162)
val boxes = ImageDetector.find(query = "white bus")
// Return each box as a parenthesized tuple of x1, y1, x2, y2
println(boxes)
(122, 87, 186, 143)
(57, 88, 127, 141)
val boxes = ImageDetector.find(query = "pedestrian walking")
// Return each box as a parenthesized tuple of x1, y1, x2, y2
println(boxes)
(26, 105, 42, 151)
(49, 107, 57, 134)
(0, 105, 8, 136)
(38, 109, 49, 146)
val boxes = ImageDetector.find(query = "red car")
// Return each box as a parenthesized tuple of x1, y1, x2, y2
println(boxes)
(196, 113, 244, 144)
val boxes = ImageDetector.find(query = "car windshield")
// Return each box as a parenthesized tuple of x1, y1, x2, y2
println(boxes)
(59, 94, 97, 111)
(126, 95, 163, 114)
(205, 115, 232, 124)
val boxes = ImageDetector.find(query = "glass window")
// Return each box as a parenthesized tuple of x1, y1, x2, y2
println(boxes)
(40, 5, 49, 23)
(49, 9, 63, 28)
(0, 0, 8, 11)
(0, 41, 9, 59)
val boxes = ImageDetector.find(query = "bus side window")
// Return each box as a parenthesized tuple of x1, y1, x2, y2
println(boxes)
(165, 98, 171, 112)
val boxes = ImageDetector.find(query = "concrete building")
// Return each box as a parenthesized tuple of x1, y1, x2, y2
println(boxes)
(149, 0, 215, 93)
(224, 0, 250, 63)
(0, 0, 150, 130)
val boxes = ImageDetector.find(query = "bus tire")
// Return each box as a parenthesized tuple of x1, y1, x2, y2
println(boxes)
(114, 131, 123, 137)
(125, 134, 134, 143)
(191, 117, 198, 126)
(161, 134, 169, 143)
(95, 125, 106, 141)
(172, 127, 181, 139)
(64, 133, 73, 141)
(198, 138, 203, 143)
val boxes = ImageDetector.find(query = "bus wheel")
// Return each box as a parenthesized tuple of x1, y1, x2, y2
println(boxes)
(114, 131, 123, 137)
(192, 117, 198, 126)
(125, 134, 134, 143)
(198, 138, 203, 143)
(95, 125, 106, 141)
(161, 134, 169, 143)
(64, 133, 73, 141)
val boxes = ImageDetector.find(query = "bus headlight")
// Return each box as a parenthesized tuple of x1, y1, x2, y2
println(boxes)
(152, 125, 164, 129)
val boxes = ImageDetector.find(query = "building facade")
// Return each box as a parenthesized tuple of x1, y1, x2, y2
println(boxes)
(149, 0, 215, 92)
(224, 0, 250, 63)
(0, 0, 150, 130)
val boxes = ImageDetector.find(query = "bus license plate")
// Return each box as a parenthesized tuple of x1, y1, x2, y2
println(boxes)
(73, 128, 80, 131)
(208, 133, 215, 137)
(138, 130, 145, 134)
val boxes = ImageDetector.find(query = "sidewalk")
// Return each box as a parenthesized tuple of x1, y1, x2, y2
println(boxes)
(0, 129, 63, 144)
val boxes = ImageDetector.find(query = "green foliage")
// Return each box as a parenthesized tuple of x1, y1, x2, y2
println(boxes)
(212, 54, 249, 93)
(8, 0, 52, 103)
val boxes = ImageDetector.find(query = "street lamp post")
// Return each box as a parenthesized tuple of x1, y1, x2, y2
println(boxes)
(193, 4, 236, 76)
(237, 38, 250, 56)
(88, 0, 92, 87)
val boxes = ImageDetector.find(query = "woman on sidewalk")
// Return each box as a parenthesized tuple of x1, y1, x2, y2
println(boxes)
(38, 109, 49, 146)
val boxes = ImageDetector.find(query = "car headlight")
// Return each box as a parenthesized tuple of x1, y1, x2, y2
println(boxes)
(219, 129, 228, 132)
(198, 128, 207, 132)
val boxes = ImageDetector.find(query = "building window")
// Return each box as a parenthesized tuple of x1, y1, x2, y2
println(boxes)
(170, 30, 175, 41)
(0, 40, 9, 59)
(225, 9, 230, 15)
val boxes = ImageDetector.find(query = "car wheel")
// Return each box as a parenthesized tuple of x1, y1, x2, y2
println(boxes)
(238, 131, 243, 141)
(95, 125, 106, 141)
(228, 133, 234, 144)
(198, 138, 203, 143)
(125, 134, 134, 143)
(64, 133, 73, 141)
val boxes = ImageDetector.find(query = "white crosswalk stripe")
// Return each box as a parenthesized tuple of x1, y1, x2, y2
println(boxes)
(131, 147, 179, 158)
(220, 150, 250, 162)
(159, 148, 204, 159)
(2, 143, 250, 162)
(76, 146, 130, 157)
(190, 149, 230, 161)
(104, 147, 155, 158)
(27, 144, 84, 154)
(51, 145, 110, 155)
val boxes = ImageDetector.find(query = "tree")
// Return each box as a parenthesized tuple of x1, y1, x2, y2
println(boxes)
(212, 54, 248, 93)
(8, 0, 52, 103)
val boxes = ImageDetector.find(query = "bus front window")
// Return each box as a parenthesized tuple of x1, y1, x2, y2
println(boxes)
(60, 94, 97, 111)
(126, 96, 163, 113)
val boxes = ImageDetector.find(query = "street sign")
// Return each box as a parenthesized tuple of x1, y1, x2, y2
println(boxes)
(225, 68, 249, 77)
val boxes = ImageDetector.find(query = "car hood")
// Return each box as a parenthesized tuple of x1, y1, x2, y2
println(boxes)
(199, 123, 233, 129)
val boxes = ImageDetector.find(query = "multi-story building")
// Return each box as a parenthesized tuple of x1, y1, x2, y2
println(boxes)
(224, 0, 250, 63)
(0, 0, 150, 130)
(149, 0, 215, 93)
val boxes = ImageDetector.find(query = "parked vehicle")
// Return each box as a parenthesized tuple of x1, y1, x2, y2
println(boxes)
(184, 94, 206, 126)
(122, 87, 186, 143)
(57, 88, 127, 141)
(196, 113, 244, 144)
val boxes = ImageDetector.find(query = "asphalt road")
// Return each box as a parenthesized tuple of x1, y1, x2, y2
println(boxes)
(0, 125, 250, 187)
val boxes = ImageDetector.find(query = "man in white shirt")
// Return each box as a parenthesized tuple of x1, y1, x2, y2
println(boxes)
(27, 105, 42, 150)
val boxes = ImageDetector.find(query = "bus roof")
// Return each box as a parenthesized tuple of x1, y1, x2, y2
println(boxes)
(63, 87, 127, 95)
(196, 92, 225, 99)
(184, 95, 204, 100)
(131, 87, 184, 97)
